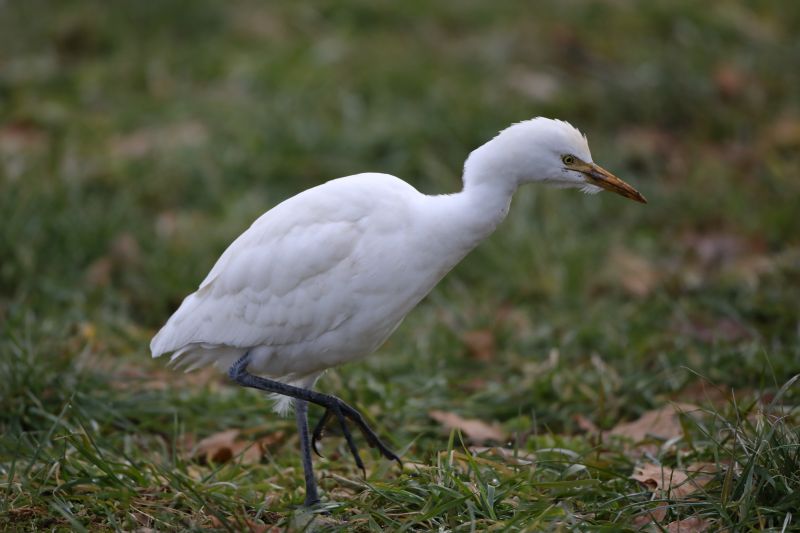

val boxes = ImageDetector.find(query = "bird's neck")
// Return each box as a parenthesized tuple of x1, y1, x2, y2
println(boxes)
(457, 177, 517, 240)
(423, 172, 518, 258)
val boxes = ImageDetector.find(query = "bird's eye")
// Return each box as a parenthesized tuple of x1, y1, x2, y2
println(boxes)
(562, 154, 576, 166)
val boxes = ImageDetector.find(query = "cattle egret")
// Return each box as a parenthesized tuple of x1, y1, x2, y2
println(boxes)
(151, 117, 646, 506)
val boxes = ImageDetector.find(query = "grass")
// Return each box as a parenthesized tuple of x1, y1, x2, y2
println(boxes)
(1, 0, 799, 530)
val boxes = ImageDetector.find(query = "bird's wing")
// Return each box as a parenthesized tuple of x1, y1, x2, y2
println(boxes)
(150, 180, 375, 358)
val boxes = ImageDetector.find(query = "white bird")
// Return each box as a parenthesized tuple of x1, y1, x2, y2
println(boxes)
(151, 117, 645, 506)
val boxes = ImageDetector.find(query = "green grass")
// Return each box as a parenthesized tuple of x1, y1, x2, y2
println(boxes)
(2, 0, 799, 530)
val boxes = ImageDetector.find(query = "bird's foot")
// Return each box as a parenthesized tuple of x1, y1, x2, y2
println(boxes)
(311, 397, 401, 473)
(311, 409, 333, 457)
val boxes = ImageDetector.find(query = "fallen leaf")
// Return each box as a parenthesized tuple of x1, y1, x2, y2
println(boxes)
(210, 515, 279, 533)
(460, 377, 488, 392)
(607, 247, 660, 297)
(429, 410, 505, 443)
(573, 414, 600, 434)
(194, 429, 285, 464)
(609, 403, 698, 443)
(632, 505, 668, 528)
(111, 361, 221, 392)
(665, 516, 711, 532)
(110, 232, 141, 265)
(462, 329, 495, 361)
(84, 232, 143, 288)
(684, 232, 756, 266)
(677, 316, 751, 343)
(679, 231, 773, 288)
(85, 256, 113, 287)
(769, 115, 800, 148)
(712, 63, 747, 99)
(631, 462, 716, 499)
(195, 429, 246, 463)
(0, 121, 47, 154)
(674, 380, 734, 406)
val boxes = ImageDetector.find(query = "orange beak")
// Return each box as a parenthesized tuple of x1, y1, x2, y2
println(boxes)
(579, 162, 647, 204)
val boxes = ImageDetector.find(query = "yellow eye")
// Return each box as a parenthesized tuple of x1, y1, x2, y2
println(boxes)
(562, 154, 576, 166)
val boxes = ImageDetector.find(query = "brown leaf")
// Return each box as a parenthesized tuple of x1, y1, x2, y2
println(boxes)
(607, 247, 660, 297)
(674, 380, 734, 406)
(0, 121, 47, 155)
(194, 429, 284, 465)
(195, 429, 242, 463)
(665, 516, 711, 532)
(679, 231, 773, 288)
(462, 329, 495, 362)
(429, 410, 505, 444)
(574, 414, 600, 434)
(110, 232, 141, 265)
(609, 403, 698, 443)
(683, 232, 760, 266)
(632, 505, 668, 528)
(631, 463, 681, 492)
(460, 377, 488, 392)
(85, 256, 113, 287)
(769, 115, 800, 148)
(631, 462, 716, 499)
(713, 63, 747, 99)
(677, 316, 751, 343)
(113, 364, 220, 392)
(84, 232, 142, 288)
(210, 515, 279, 533)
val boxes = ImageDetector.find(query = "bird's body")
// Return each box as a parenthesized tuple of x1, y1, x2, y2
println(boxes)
(151, 117, 646, 506)
(151, 172, 509, 405)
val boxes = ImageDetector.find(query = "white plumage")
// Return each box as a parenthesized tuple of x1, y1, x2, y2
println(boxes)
(151, 118, 645, 414)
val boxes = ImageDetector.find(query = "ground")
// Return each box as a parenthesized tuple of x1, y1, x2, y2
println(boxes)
(1, 1, 799, 531)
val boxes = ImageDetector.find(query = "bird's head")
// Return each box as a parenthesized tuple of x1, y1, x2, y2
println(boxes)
(464, 117, 646, 203)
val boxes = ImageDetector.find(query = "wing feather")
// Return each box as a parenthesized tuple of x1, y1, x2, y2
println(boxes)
(150, 181, 370, 358)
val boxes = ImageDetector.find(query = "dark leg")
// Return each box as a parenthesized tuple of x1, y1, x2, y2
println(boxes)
(294, 399, 319, 506)
(228, 353, 401, 480)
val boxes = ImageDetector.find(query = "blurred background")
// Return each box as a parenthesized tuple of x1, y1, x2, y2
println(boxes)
(1, 0, 799, 528)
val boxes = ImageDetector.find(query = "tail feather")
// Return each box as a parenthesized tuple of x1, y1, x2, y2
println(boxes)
(166, 343, 246, 373)
(150, 291, 207, 358)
